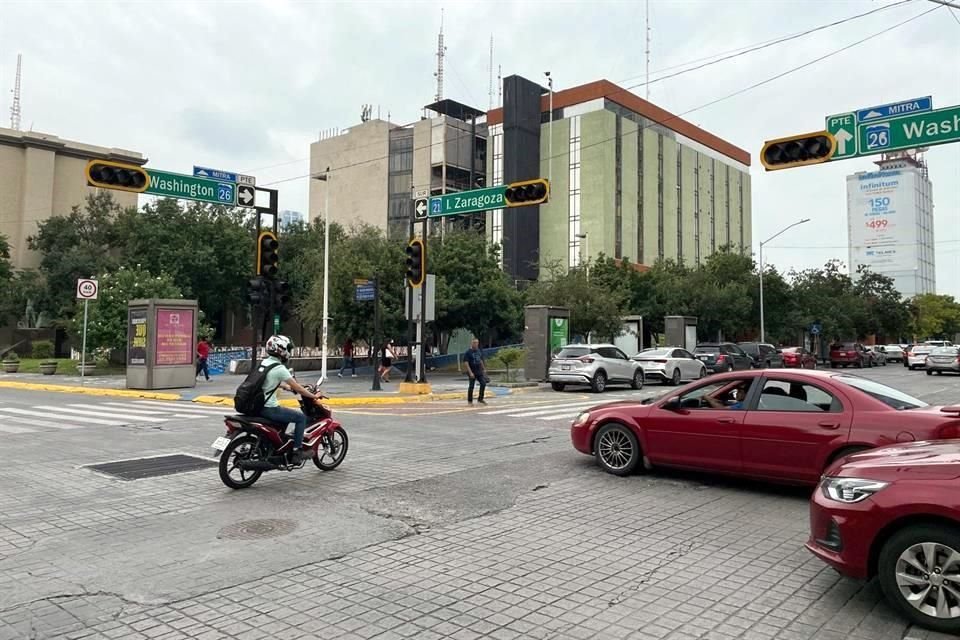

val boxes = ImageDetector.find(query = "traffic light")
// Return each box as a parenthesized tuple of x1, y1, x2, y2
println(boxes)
(247, 277, 270, 308)
(274, 280, 291, 312)
(760, 131, 836, 171)
(405, 238, 425, 287)
(504, 178, 550, 207)
(85, 159, 149, 193)
(257, 231, 279, 278)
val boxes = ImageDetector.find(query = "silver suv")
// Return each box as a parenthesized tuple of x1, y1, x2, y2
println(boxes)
(548, 344, 644, 393)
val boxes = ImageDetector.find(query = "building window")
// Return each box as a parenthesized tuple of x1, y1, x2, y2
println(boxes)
(490, 124, 504, 266)
(710, 158, 716, 253)
(738, 174, 744, 253)
(694, 159, 701, 265)
(725, 165, 731, 249)
(676, 150, 682, 262)
(657, 133, 664, 261)
(615, 117, 623, 260)
(637, 128, 644, 265)
(569, 115, 582, 268)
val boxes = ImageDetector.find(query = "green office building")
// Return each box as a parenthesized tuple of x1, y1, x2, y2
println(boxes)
(487, 80, 751, 271)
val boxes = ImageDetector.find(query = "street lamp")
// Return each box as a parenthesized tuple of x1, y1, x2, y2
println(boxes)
(759, 218, 810, 342)
(576, 232, 589, 274)
(313, 167, 332, 383)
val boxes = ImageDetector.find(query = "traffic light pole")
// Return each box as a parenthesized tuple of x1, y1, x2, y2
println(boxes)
(419, 219, 428, 383)
(371, 275, 382, 391)
(404, 214, 416, 384)
(249, 216, 261, 372)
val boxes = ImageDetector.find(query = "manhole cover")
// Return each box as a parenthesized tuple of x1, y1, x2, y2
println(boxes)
(217, 519, 298, 540)
(86, 454, 216, 481)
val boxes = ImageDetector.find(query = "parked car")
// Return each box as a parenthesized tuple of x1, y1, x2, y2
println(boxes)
(570, 369, 960, 484)
(632, 347, 707, 386)
(924, 340, 955, 348)
(781, 346, 818, 369)
(882, 344, 905, 363)
(906, 346, 933, 370)
(548, 344, 644, 393)
(737, 342, 784, 369)
(926, 346, 960, 376)
(693, 343, 753, 373)
(829, 342, 872, 368)
(865, 345, 888, 366)
(807, 439, 960, 633)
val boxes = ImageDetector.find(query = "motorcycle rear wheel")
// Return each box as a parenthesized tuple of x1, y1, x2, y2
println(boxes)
(313, 427, 349, 471)
(219, 434, 264, 489)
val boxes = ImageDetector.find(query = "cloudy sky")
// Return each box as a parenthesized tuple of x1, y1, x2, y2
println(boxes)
(2, 0, 958, 296)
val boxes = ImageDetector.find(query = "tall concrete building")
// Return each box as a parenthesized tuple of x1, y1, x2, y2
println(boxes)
(309, 100, 487, 238)
(278, 209, 305, 230)
(486, 79, 752, 279)
(847, 154, 935, 298)
(0, 126, 143, 268)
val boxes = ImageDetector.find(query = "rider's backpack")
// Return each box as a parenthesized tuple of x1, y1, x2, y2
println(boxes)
(234, 362, 282, 415)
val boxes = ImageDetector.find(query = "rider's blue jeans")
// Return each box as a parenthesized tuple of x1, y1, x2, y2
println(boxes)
(261, 406, 306, 449)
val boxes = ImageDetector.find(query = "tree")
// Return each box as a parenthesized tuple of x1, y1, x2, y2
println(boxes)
(526, 259, 626, 341)
(911, 294, 960, 340)
(73, 266, 182, 353)
(276, 219, 325, 344)
(789, 260, 861, 341)
(852, 266, 911, 341)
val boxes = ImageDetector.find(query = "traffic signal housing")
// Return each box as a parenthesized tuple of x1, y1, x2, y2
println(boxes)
(85, 159, 149, 193)
(504, 178, 550, 207)
(257, 231, 279, 278)
(405, 238, 425, 287)
(274, 280, 291, 312)
(760, 131, 836, 171)
(247, 277, 270, 309)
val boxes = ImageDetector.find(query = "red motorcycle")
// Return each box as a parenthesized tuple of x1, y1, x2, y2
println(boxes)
(213, 384, 348, 489)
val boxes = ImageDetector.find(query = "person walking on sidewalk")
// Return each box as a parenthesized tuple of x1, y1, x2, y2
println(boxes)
(464, 339, 488, 405)
(379, 340, 397, 383)
(338, 338, 356, 378)
(196, 336, 211, 381)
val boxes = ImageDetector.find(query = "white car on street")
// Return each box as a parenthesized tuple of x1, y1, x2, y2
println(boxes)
(906, 346, 933, 370)
(631, 347, 707, 386)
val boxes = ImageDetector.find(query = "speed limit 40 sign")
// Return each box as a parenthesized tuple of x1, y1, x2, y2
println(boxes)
(76, 278, 98, 300)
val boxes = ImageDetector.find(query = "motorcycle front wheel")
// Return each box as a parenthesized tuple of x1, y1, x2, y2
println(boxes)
(313, 427, 349, 471)
(219, 434, 264, 489)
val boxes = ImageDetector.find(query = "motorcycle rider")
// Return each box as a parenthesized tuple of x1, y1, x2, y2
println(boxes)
(260, 335, 325, 464)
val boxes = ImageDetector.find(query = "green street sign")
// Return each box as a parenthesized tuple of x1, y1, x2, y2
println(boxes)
(145, 169, 237, 206)
(858, 104, 960, 155)
(825, 112, 857, 159)
(428, 186, 506, 218)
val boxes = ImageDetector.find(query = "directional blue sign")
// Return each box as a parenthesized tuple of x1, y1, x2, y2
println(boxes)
(193, 166, 238, 182)
(856, 96, 932, 124)
(355, 284, 375, 302)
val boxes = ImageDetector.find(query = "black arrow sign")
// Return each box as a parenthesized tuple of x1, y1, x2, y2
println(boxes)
(238, 185, 255, 206)
(414, 198, 428, 220)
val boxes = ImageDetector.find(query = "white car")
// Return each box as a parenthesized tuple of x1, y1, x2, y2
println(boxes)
(632, 347, 707, 386)
(882, 344, 904, 363)
(906, 346, 932, 370)
(548, 344, 644, 393)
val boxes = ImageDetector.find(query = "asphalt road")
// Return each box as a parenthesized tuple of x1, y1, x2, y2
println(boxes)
(0, 366, 957, 639)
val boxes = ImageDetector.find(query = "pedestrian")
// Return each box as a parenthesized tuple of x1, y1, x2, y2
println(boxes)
(196, 335, 211, 381)
(464, 338, 488, 405)
(338, 338, 356, 378)
(379, 340, 397, 383)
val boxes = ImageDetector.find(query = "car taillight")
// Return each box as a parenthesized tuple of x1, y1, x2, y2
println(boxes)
(938, 424, 960, 439)
(579, 356, 594, 364)
(654, 359, 668, 364)
(716, 355, 726, 362)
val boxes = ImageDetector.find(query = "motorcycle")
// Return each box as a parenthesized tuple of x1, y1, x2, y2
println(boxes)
(212, 384, 348, 489)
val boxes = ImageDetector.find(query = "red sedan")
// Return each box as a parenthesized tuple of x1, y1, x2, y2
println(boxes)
(781, 346, 818, 369)
(570, 370, 960, 485)
(807, 440, 960, 634)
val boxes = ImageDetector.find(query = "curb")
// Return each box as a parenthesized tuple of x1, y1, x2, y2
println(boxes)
(0, 380, 181, 401)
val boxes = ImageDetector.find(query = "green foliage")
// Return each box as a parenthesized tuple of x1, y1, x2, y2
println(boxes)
(488, 346, 525, 382)
(31, 340, 54, 360)
(910, 294, 960, 340)
(73, 266, 183, 352)
(2, 351, 18, 363)
(526, 259, 626, 341)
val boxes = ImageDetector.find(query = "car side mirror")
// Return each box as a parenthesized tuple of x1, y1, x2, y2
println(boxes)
(663, 397, 682, 412)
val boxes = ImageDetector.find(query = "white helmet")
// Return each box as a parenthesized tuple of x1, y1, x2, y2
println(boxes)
(266, 335, 293, 362)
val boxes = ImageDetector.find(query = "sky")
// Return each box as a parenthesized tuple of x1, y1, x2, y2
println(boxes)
(2, 0, 958, 296)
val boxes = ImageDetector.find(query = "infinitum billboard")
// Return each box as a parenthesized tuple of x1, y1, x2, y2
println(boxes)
(847, 169, 918, 282)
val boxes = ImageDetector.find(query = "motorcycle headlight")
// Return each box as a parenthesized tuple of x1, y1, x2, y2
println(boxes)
(820, 477, 888, 504)
(572, 411, 591, 427)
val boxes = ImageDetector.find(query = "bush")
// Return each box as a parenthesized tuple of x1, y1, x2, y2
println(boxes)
(2, 351, 18, 362)
(488, 347, 525, 382)
(31, 340, 54, 360)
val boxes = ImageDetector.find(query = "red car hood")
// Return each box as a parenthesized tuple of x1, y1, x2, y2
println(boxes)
(831, 440, 960, 481)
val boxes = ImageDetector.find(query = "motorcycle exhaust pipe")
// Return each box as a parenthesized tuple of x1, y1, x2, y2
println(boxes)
(236, 459, 277, 471)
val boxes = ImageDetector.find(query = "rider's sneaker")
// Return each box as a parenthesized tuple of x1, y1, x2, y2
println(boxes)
(289, 449, 306, 465)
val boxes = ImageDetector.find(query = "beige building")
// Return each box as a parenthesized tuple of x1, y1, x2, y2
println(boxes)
(309, 100, 487, 238)
(0, 126, 143, 268)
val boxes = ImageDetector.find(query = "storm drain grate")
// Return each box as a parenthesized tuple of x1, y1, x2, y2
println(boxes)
(217, 519, 298, 540)
(86, 454, 217, 481)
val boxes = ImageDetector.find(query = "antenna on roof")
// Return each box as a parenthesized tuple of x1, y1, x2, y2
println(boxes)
(10, 53, 22, 130)
(645, 0, 651, 101)
(488, 35, 494, 111)
(433, 8, 447, 102)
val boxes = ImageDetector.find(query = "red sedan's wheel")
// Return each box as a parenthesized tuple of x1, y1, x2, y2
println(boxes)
(594, 423, 642, 476)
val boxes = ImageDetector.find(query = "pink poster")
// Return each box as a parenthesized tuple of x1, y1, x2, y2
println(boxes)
(155, 308, 194, 366)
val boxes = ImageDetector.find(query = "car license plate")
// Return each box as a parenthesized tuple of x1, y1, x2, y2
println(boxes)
(562, 364, 571, 371)
(697, 355, 710, 361)
(211, 436, 231, 452)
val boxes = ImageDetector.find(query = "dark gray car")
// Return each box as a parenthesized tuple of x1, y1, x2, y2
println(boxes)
(737, 342, 784, 368)
(694, 342, 753, 373)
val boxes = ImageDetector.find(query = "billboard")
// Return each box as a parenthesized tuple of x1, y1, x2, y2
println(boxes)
(847, 169, 917, 276)
(127, 308, 147, 366)
(155, 308, 195, 366)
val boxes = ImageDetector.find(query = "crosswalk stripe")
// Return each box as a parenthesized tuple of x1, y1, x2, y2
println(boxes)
(0, 424, 36, 434)
(0, 409, 92, 428)
(537, 412, 582, 421)
(51, 406, 167, 423)
(66, 404, 185, 420)
(132, 400, 229, 414)
(502, 401, 605, 418)
(101, 402, 219, 418)
(98, 403, 171, 415)
(478, 393, 639, 416)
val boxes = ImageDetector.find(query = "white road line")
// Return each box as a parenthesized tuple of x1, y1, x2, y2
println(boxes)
(97, 403, 171, 414)
(478, 394, 639, 416)
(537, 412, 581, 421)
(132, 400, 230, 414)
(0, 424, 36, 434)
(101, 402, 221, 418)
(502, 401, 606, 418)
(0, 409, 92, 428)
(51, 406, 167, 423)
(66, 404, 185, 420)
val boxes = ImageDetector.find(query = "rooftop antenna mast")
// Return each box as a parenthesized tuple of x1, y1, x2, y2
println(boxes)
(488, 35, 494, 111)
(434, 8, 447, 102)
(497, 65, 502, 106)
(10, 53, 22, 131)
(645, 0, 651, 101)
